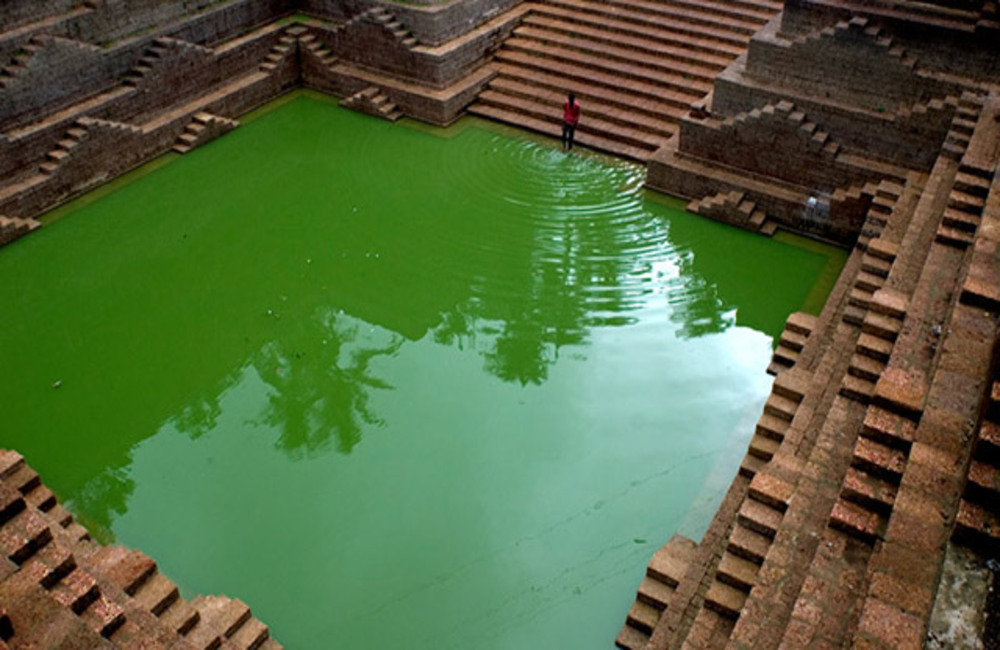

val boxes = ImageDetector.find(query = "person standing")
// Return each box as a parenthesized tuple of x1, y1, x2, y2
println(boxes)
(562, 92, 581, 151)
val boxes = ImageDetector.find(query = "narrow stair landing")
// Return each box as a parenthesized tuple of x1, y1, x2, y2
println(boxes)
(468, 0, 782, 161)
(340, 86, 403, 121)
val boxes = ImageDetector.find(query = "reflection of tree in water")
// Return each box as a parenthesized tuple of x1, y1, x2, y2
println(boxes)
(666, 249, 734, 340)
(433, 215, 636, 386)
(70, 467, 134, 544)
(173, 393, 224, 440)
(255, 310, 401, 459)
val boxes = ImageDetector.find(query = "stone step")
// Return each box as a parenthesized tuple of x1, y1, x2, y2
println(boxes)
(637, 575, 675, 610)
(546, 0, 752, 47)
(763, 392, 798, 422)
(716, 551, 759, 592)
(187, 596, 251, 647)
(848, 286, 874, 310)
(625, 599, 661, 634)
(942, 206, 980, 233)
(487, 77, 677, 138)
(841, 466, 897, 514)
(134, 572, 180, 616)
(840, 373, 875, 404)
(975, 420, 1000, 464)
(0, 508, 52, 564)
(965, 459, 1000, 504)
(727, 523, 771, 565)
(855, 270, 885, 294)
(784, 311, 817, 336)
(615, 623, 651, 650)
(158, 597, 200, 635)
(468, 103, 654, 161)
(954, 171, 992, 198)
(515, 24, 722, 82)
(862, 406, 916, 451)
(647, 534, 697, 586)
(89, 547, 155, 596)
(829, 497, 884, 544)
(477, 90, 662, 150)
(501, 37, 713, 96)
(866, 238, 898, 262)
(80, 592, 125, 638)
(521, 14, 731, 70)
(935, 224, 975, 248)
(949, 190, 985, 214)
(739, 453, 767, 479)
(703, 579, 748, 620)
(861, 253, 892, 278)
(495, 52, 699, 110)
(842, 304, 866, 328)
(852, 437, 906, 484)
(861, 311, 902, 341)
(778, 328, 808, 352)
(755, 412, 789, 442)
(495, 62, 690, 119)
(49, 568, 99, 615)
(770, 344, 799, 369)
(856, 333, 893, 362)
(748, 433, 780, 461)
(737, 498, 782, 539)
(600, 0, 767, 35)
(229, 616, 270, 650)
(953, 498, 1000, 552)
(748, 472, 793, 512)
(22, 485, 54, 513)
(848, 353, 884, 383)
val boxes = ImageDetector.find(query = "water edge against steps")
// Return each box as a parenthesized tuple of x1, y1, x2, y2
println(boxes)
(0, 92, 845, 649)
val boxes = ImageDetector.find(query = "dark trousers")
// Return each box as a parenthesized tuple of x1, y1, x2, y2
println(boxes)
(562, 122, 577, 150)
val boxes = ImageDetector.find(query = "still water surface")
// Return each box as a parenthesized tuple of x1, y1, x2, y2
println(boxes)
(0, 93, 843, 648)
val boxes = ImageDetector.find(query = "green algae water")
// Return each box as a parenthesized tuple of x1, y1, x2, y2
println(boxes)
(0, 93, 844, 648)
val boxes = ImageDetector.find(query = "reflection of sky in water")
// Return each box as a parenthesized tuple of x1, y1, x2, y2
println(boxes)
(0, 95, 839, 649)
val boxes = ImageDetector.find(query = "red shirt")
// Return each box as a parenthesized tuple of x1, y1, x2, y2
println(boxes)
(564, 99, 581, 126)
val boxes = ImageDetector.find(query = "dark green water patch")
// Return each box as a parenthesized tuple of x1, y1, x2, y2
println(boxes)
(0, 92, 844, 648)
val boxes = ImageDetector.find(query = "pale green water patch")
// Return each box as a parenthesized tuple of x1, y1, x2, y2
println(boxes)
(0, 94, 843, 648)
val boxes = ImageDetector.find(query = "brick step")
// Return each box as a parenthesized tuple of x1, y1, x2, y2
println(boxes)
(614, 0, 781, 20)
(230, 616, 270, 649)
(532, 3, 744, 57)
(546, 0, 752, 47)
(866, 239, 898, 262)
(716, 551, 759, 592)
(625, 599, 661, 634)
(0, 508, 52, 565)
(763, 392, 798, 422)
(647, 534, 697, 585)
(784, 311, 817, 337)
(935, 223, 975, 248)
(848, 352, 885, 383)
(521, 14, 732, 70)
(953, 498, 1000, 552)
(88, 547, 155, 596)
(862, 406, 916, 451)
(49, 567, 100, 615)
(495, 52, 701, 111)
(468, 103, 656, 162)
(158, 597, 200, 635)
(755, 413, 790, 441)
(841, 466, 897, 514)
(778, 328, 808, 352)
(848, 286, 874, 310)
(769, 344, 798, 371)
(975, 420, 1000, 464)
(727, 523, 772, 565)
(829, 497, 885, 544)
(187, 596, 252, 648)
(495, 62, 690, 118)
(637, 575, 676, 610)
(596, 0, 767, 35)
(477, 90, 663, 150)
(80, 592, 125, 638)
(135, 572, 180, 615)
(948, 190, 986, 214)
(855, 270, 885, 294)
(942, 206, 981, 233)
(953, 171, 992, 197)
(965, 459, 1000, 504)
(487, 77, 677, 138)
(615, 623, 651, 649)
(737, 498, 782, 539)
(862, 311, 902, 342)
(840, 373, 875, 404)
(501, 37, 713, 96)
(703, 579, 748, 620)
(861, 253, 892, 278)
(748, 433, 780, 461)
(740, 453, 767, 478)
(852, 437, 906, 484)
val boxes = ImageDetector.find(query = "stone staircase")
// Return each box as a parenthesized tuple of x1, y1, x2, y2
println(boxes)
(954, 380, 1000, 552)
(0, 215, 41, 247)
(935, 159, 994, 249)
(298, 32, 336, 68)
(0, 450, 281, 649)
(259, 32, 298, 73)
(942, 91, 985, 160)
(616, 534, 698, 649)
(767, 311, 817, 375)
(687, 190, 774, 234)
(339, 86, 403, 121)
(0, 36, 45, 89)
(124, 39, 170, 88)
(38, 124, 88, 175)
(366, 6, 419, 48)
(173, 112, 239, 154)
(469, 0, 780, 161)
